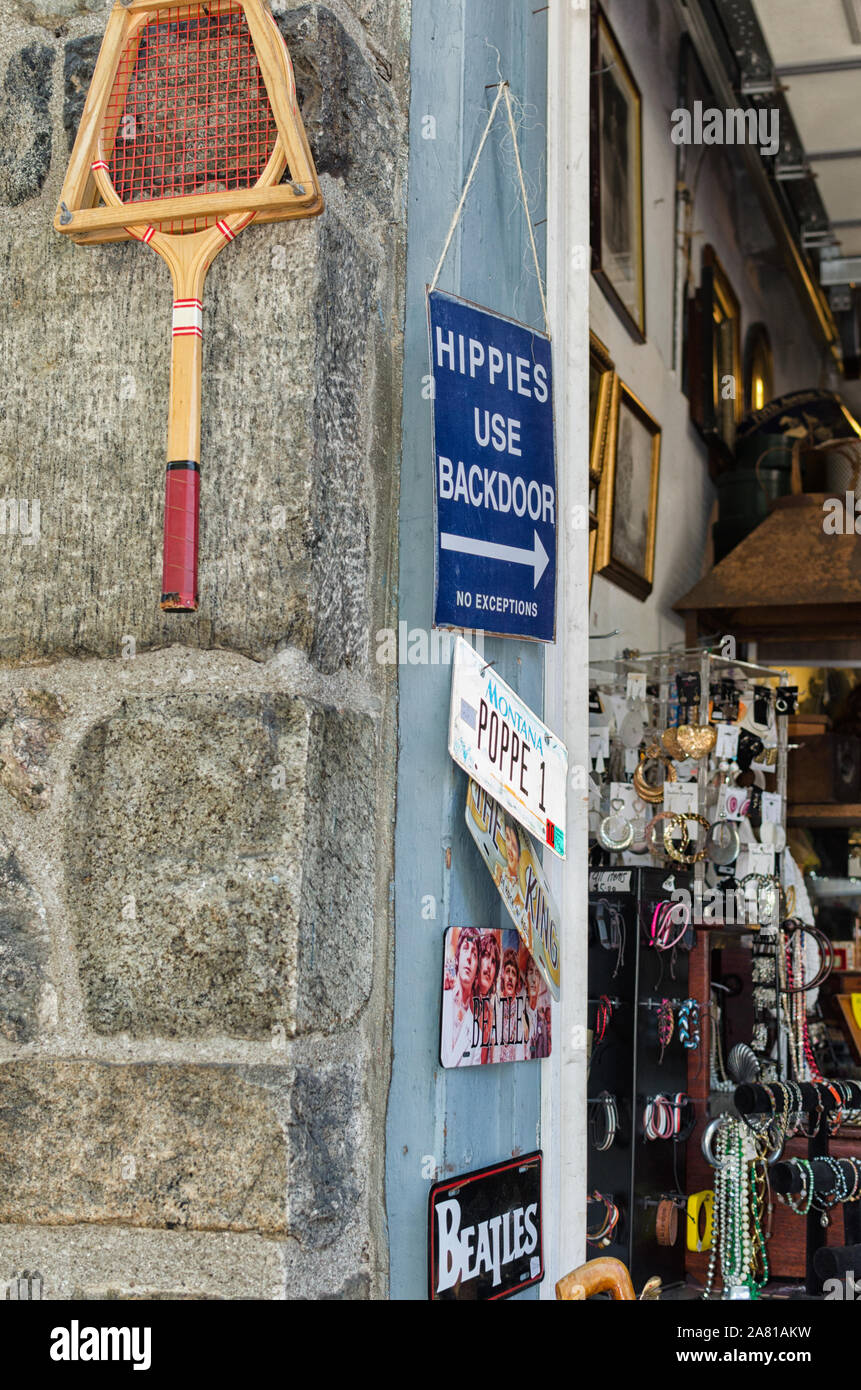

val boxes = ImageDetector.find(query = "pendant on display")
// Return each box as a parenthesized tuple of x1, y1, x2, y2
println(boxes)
(706, 819, 740, 866)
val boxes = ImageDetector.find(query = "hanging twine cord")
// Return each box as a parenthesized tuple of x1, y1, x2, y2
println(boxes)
(429, 81, 549, 334)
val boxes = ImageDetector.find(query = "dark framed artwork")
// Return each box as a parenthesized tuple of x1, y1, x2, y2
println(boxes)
(743, 322, 774, 414)
(589, 331, 618, 591)
(590, 5, 645, 342)
(595, 381, 661, 601)
(687, 244, 742, 462)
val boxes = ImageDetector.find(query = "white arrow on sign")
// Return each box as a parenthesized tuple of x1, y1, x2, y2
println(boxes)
(440, 529, 550, 588)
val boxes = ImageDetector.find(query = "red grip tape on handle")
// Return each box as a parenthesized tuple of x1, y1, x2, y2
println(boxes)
(161, 462, 199, 611)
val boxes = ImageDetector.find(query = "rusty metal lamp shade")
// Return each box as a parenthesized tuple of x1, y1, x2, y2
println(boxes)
(675, 492, 861, 653)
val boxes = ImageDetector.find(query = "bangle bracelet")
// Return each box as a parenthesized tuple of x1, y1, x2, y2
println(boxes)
(656, 1198, 679, 1247)
(644, 811, 686, 859)
(663, 813, 710, 864)
(589, 1092, 618, 1151)
(647, 899, 690, 951)
(779, 1158, 814, 1216)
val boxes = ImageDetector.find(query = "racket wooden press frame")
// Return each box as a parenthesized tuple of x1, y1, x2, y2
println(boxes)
(54, 0, 323, 241)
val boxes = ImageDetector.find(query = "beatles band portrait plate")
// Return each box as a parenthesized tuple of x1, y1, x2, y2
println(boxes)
(439, 924, 551, 1068)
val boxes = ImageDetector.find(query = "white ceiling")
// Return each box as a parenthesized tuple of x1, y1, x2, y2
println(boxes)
(752, 0, 860, 65)
(753, 0, 861, 252)
(782, 71, 861, 154)
(812, 161, 861, 221)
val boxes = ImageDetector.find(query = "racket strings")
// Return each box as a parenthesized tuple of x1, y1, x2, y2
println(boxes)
(106, 3, 278, 209)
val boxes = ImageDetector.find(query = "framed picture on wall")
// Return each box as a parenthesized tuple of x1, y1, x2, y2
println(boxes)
(743, 322, 774, 414)
(687, 244, 741, 463)
(595, 382, 661, 601)
(589, 332, 618, 591)
(590, 5, 645, 342)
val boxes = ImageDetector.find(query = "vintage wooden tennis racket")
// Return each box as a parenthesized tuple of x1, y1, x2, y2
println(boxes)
(55, 0, 322, 610)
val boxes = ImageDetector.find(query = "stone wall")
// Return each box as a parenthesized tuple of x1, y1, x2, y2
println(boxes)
(0, 0, 407, 1300)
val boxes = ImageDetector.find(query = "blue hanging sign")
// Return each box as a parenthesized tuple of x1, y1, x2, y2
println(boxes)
(428, 289, 556, 642)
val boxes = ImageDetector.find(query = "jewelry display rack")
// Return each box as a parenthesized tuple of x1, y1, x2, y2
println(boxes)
(587, 867, 692, 1287)
(588, 643, 820, 1295)
(734, 1081, 861, 1294)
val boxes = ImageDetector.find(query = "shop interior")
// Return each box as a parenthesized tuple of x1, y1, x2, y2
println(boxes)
(581, 0, 861, 1300)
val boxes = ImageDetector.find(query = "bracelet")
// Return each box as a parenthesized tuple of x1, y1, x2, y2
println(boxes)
(678, 998, 700, 1050)
(647, 899, 691, 951)
(586, 1191, 620, 1248)
(644, 811, 688, 860)
(595, 994, 613, 1044)
(687, 1190, 714, 1252)
(778, 1158, 814, 1216)
(594, 897, 627, 978)
(657, 998, 674, 1063)
(780, 922, 834, 993)
(701, 1115, 731, 1169)
(589, 1092, 618, 1151)
(645, 1092, 695, 1141)
(844, 1157, 861, 1204)
(813, 1156, 851, 1227)
(656, 1198, 679, 1247)
(663, 813, 710, 864)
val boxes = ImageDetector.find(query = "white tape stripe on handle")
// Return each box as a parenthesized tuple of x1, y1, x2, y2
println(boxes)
(172, 299, 203, 339)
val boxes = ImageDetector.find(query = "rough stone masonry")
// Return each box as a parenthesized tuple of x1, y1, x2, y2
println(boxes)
(0, 0, 407, 1300)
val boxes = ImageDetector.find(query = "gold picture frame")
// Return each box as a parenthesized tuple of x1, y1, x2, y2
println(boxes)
(589, 332, 618, 592)
(743, 322, 774, 414)
(595, 381, 661, 601)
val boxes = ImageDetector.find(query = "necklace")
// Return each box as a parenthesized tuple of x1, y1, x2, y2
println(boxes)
(749, 1157, 769, 1296)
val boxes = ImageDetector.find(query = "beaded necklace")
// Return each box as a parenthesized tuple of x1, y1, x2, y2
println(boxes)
(702, 1116, 764, 1297)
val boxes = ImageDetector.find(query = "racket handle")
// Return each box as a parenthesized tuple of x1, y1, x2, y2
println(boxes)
(161, 462, 199, 611)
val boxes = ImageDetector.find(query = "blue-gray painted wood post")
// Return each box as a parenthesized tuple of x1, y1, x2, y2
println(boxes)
(386, 0, 550, 1300)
